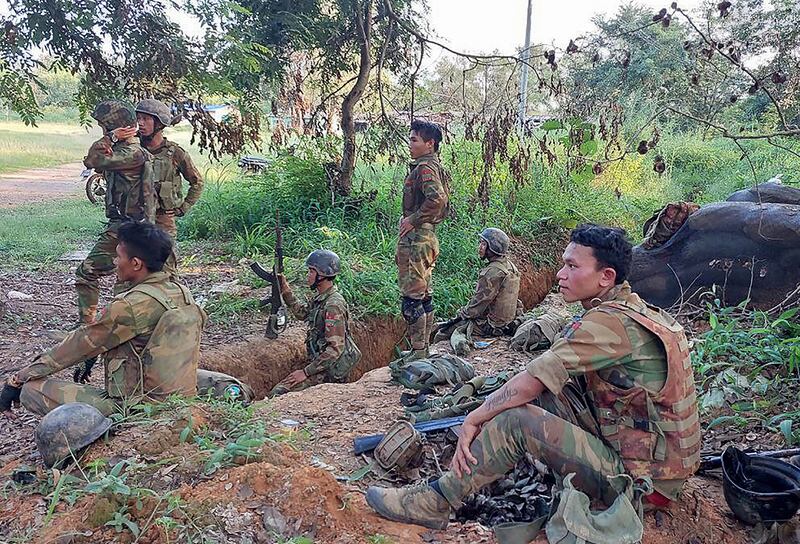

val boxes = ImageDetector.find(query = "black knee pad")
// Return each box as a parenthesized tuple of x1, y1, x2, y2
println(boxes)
(422, 297, 433, 314)
(401, 297, 425, 324)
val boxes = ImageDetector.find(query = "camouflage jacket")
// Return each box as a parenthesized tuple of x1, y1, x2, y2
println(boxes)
(458, 256, 521, 328)
(148, 138, 204, 215)
(283, 285, 361, 381)
(402, 153, 449, 228)
(84, 136, 156, 223)
(525, 282, 698, 499)
(14, 273, 205, 402)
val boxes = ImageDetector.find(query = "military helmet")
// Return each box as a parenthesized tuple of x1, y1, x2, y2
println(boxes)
(35, 402, 112, 468)
(135, 99, 178, 126)
(305, 249, 340, 277)
(91, 100, 136, 132)
(479, 227, 510, 256)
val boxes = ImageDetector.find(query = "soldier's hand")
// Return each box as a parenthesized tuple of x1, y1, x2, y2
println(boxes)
(111, 124, 138, 142)
(398, 217, 414, 238)
(0, 383, 22, 416)
(283, 369, 307, 389)
(277, 274, 290, 293)
(451, 415, 481, 478)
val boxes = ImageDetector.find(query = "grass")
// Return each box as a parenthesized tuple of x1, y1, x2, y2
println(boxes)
(0, 199, 103, 268)
(0, 121, 101, 173)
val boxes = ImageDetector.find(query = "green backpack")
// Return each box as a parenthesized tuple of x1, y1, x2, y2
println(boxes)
(389, 354, 475, 390)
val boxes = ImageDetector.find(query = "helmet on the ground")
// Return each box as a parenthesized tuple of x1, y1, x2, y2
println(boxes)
(35, 402, 112, 468)
(135, 99, 178, 126)
(91, 100, 136, 132)
(305, 249, 340, 277)
(479, 227, 510, 256)
(721, 446, 800, 525)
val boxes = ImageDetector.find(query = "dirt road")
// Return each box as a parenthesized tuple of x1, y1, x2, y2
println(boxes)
(0, 162, 85, 208)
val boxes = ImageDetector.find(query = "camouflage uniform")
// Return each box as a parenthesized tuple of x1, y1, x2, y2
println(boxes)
(149, 138, 204, 278)
(11, 273, 213, 416)
(397, 152, 449, 351)
(436, 282, 700, 507)
(75, 136, 155, 324)
(458, 256, 521, 335)
(270, 285, 361, 396)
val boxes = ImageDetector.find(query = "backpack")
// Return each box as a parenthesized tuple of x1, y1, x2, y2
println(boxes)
(131, 283, 205, 399)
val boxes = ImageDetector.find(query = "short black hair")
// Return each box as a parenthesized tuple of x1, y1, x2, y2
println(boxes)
(118, 221, 173, 272)
(570, 224, 632, 284)
(410, 119, 443, 152)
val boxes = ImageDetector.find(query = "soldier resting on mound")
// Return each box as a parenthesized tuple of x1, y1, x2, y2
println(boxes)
(269, 250, 361, 396)
(433, 227, 522, 344)
(0, 222, 250, 418)
(366, 224, 701, 529)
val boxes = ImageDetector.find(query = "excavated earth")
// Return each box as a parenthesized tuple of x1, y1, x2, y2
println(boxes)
(1, 239, 795, 542)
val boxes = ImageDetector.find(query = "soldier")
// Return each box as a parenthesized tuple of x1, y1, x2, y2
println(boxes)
(367, 224, 701, 529)
(397, 119, 449, 363)
(135, 99, 204, 278)
(269, 250, 361, 396)
(0, 222, 245, 418)
(439, 228, 521, 339)
(75, 100, 156, 325)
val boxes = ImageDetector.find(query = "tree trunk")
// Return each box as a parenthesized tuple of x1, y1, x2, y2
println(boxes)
(337, 0, 372, 196)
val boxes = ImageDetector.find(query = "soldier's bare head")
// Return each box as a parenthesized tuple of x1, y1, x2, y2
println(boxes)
(115, 222, 173, 282)
(558, 225, 632, 307)
(409, 120, 443, 158)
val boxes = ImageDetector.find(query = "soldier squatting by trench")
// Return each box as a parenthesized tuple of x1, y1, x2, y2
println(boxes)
(0, 104, 702, 535)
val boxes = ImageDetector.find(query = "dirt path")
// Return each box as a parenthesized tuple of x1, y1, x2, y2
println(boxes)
(0, 162, 86, 208)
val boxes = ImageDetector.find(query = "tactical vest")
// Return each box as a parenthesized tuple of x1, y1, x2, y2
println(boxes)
(105, 148, 155, 223)
(487, 259, 521, 328)
(307, 294, 361, 382)
(403, 155, 450, 224)
(587, 301, 701, 482)
(152, 141, 185, 210)
(105, 283, 204, 401)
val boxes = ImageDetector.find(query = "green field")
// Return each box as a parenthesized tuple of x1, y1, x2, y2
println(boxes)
(0, 121, 101, 173)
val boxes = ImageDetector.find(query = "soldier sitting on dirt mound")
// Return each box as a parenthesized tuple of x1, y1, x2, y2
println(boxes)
(269, 250, 361, 396)
(366, 224, 701, 530)
(0, 222, 250, 418)
(433, 227, 522, 345)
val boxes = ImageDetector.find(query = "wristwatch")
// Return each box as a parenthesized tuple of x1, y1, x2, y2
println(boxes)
(109, 131, 119, 143)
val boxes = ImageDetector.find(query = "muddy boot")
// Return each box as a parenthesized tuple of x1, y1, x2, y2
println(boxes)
(400, 314, 429, 361)
(424, 311, 435, 349)
(366, 483, 451, 529)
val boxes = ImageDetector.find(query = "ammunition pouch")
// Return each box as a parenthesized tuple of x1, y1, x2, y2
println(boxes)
(374, 420, 423, 471)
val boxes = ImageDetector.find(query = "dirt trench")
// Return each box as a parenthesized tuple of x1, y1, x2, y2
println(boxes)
(200, 251, 558, 399)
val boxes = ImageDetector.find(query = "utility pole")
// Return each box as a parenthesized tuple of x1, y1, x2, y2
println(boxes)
(518, 0, 533, 130)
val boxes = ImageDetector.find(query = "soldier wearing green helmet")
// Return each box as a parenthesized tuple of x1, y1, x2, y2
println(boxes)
(434, 227, 522, 341)
(135, 99, 204, 278)
(269, 250, 361, 396)
(75, 99, 156, 325)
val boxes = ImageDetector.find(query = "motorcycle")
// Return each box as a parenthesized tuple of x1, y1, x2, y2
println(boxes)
(81, 168, 106, 205)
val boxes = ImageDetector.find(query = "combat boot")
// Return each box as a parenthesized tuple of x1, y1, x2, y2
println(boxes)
(400, 314, 429, 361)
(402, 348, 429, 362)
(423, 311, 435, 348)
(366, 483, 451, 529)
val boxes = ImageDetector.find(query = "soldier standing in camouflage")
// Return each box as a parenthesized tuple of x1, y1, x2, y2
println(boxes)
(367, 225, 701, 529)
(135, 99, 204, 278)
(269, 250, 361, 396)
(442, 227, 521, 337)
(397, 120, 449, 362)
(75, 100, 156, 325)
(0, 222, 202, 417)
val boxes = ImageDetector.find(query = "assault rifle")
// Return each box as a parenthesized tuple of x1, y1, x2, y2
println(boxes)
(698, 447, 800, 472)
(249, 210, 287, 339)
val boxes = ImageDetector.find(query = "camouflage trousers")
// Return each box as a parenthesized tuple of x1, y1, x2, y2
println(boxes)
(74, 226, 128, 324)
(155, 212, 179, 281)
(396, 228, 439, 299)
(437, 388, 627, 508)
(19, 369, 250, 417)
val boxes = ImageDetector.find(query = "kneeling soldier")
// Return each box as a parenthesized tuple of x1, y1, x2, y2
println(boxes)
(270, 250, 361, 396)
